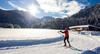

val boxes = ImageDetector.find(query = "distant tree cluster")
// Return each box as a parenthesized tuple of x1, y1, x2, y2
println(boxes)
(0, 23, 21, 28)
(32, 18, 89, 29)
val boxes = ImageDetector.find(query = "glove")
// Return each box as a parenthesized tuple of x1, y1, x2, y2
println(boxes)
(60, 31, 62, 32)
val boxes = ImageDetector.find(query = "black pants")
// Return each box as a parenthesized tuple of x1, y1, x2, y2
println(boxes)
(64, 37, 70, 45)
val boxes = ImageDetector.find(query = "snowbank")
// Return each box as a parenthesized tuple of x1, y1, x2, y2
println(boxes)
(0, 36, 64, 48)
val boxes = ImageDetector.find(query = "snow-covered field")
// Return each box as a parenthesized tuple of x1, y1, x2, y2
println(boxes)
(0, 28, 100, 54)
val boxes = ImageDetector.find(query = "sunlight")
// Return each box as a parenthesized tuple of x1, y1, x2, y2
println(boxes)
(28, 5, 39, 15)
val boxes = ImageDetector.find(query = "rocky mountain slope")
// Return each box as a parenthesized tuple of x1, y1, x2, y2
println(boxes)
(0, 9, 27, 27)
(0, 9, 55, 28)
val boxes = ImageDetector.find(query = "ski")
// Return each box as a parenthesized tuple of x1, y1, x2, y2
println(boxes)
(62, 46, 72, 47)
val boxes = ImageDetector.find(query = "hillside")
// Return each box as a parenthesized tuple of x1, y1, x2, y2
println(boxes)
(71, 3, 100, 26)
(0, 9, 42, 27)
(14, 10, 41, 26)
(0, 9, 26, 27)
(0, 9, 56, 28)
(32, 3, 100, 29)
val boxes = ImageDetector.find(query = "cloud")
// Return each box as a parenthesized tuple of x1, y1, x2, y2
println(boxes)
(8, 1, 27, 11)
(0, 7, 6, 10)
(0, 7, 11, 10)
(64, 1, 86, 16)
(36, 0, 86, 17)
(62, 15, 69, 18)
(36, 0, 63, 13)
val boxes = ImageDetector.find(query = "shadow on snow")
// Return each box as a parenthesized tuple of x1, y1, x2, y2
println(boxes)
(0, 36, 64, 49)
(81, 46, 100, 54)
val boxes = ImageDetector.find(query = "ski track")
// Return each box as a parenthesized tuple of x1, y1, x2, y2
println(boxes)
(69, 31, 100, 54)
(0, 29, 100, 54)
(0, 36, 64, 48)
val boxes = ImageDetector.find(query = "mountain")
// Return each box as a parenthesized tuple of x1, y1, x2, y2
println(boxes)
(0, 9, 27, 27)
(41, 16, 55, 22)
(14, 10, 41, 26)
(32, 3, 100, 29)
(0, 9, 42, 28)
(70, 3, 100, 26)
(0, 9, 56, 28)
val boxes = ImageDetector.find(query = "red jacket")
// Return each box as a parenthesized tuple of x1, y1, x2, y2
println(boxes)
(61, 30, 69, 37)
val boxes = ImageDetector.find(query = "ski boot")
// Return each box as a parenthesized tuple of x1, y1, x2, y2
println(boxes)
(63, 44, 66, 46)
(69, 44, 72, 47)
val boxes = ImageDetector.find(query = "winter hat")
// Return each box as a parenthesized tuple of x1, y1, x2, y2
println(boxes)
(65, 28, 67, 30)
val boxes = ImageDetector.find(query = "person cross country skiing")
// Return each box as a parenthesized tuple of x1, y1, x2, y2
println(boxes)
(60, 28, 71, 47)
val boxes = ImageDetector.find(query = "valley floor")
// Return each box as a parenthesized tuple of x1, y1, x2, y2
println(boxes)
(0, 29, 100, 54)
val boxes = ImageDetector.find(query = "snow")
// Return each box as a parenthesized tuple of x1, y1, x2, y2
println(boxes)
(69, 25, 100, 29)
(0, 28, 100, 54)
(0, 28, 60, 40)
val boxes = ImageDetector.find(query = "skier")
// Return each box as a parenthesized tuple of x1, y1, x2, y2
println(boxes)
(60, 28, 71, 47)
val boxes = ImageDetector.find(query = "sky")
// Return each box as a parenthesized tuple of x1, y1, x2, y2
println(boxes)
(0, 0, 100, 18)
